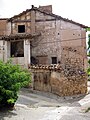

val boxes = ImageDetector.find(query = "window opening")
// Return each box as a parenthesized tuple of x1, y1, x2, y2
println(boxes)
(11, 41, 24, 57)
(18, 25, 25, 33)
(52, 57, 57, 64)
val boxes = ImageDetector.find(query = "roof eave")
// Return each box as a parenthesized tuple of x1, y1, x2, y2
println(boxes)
(8, 7, 89, 28)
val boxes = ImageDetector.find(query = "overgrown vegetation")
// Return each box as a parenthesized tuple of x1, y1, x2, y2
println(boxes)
(87, 32, 90, 79)
(85, 107, 90, 113)
(0, 60, 31, 108)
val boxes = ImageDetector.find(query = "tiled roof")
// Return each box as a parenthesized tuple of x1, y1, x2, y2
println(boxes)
(0, 33, 41, 41)
(0, 18, 8, 20)
(8, 6, 89, 28)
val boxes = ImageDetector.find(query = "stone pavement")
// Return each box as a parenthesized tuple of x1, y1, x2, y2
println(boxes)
(0, 82, 90, 120)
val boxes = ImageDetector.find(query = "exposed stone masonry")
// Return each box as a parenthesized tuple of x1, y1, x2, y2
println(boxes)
(30, 58, 87, 96)
(0, 5, 88, 96)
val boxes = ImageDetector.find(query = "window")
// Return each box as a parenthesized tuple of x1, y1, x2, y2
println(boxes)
(11, 41, 24, 57)
(18, 25, 25, 33)
(52, 57, 57, 64)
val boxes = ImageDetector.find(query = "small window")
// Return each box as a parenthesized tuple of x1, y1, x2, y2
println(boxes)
(52, 57, 57, 64)
(18, 25, 25, 33)
(11, 41, 24, 57)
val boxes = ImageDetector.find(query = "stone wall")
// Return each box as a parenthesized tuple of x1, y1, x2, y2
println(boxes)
(31, 59, 87, 96)
(32, 10, 87, 67)
(7, 6, 87, 69)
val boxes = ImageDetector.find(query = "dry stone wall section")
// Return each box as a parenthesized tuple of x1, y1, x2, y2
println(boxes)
(31, 59, 87, 96)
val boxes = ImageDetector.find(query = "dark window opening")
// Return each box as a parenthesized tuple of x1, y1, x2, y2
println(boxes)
(31, 56, 39, 65)
(52, 57, 57, 64)
(18, 25, 25, 33)
(11, 41, 24, 57)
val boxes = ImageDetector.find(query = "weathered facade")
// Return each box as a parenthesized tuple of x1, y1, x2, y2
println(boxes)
(31, 64, 87, 96)
(0, 19, 7, 36)
(0, 5, 88, 69)
(0, 5, 88, 96)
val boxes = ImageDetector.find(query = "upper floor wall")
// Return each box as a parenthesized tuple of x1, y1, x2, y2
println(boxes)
(0, 5, 88, 68)
(8, 6, 87, 60)
(9, 7, 86, 40)
(0, 19, 7, 36)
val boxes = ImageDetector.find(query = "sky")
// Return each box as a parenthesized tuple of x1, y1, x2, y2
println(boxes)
(0, 0, 90, 27)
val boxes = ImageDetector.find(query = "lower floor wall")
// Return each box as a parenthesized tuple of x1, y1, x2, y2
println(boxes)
(0, 40, 30, 68)
(31, 65, 87, 96)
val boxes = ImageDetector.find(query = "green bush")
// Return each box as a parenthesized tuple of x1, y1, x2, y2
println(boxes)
(0, 60, 31, 107)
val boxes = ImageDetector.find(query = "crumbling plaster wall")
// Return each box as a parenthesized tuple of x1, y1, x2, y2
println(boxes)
(31, 11, 61, 64)
(4, 9, 87, 68)
(11, 11, 31, 34)
(4, 12, 31, 67)
(0, 19, 7, 36)
(0, 20, 11, 63)
(0, 40, 4, 61)
(32, 10, 87, 67)
(0, 40, 11, 63)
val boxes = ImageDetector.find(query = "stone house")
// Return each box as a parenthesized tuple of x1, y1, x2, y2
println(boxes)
(0, 5, 88, 69)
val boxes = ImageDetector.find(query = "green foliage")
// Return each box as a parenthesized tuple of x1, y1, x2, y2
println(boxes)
(88, 59, 90, 64)
(88, 34, 90, 50)
(86, 28, 90, 31)
(87, 67, 90, 75)
(7, 98, 15, 104)
(0, 60, 31, 107)
(87, 33, 90, 76)
(85, 107, 90, 113)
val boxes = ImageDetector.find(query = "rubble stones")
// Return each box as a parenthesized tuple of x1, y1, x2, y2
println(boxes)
(30, 58, 87, 96)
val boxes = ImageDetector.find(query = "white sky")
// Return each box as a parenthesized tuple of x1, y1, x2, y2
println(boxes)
(0, 0, 90, 26)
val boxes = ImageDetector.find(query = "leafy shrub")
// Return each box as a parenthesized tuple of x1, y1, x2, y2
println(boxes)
(85, 107, 90, 113)
(0, 60, 31, 107)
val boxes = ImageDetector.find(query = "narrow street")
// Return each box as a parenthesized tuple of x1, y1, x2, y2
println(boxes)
(0, 82, 90, 120)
